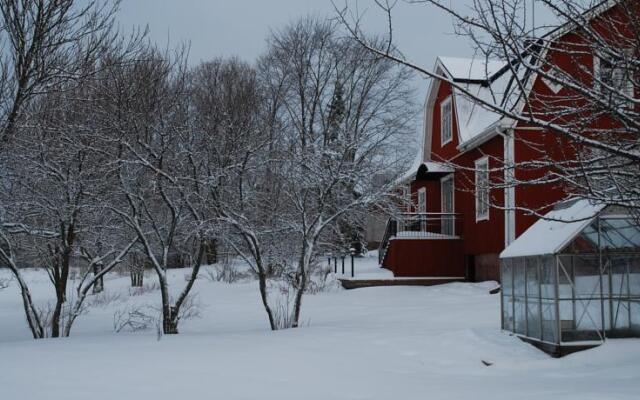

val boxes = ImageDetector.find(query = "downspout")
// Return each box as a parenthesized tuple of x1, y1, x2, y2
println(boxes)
(495, 126, 516, 246)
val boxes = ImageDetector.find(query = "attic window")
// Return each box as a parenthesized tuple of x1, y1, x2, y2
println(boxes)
(594, 50, 635, 99)
(440, 96, 453, 146)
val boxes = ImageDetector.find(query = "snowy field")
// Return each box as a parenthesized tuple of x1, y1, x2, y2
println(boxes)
(1, 256, 640, 400)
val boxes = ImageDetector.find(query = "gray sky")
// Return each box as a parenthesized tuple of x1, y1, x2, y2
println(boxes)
(114, 0, 551, 143)
(116, 0, 474, 79)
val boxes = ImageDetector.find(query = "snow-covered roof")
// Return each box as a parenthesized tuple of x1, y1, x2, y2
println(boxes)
(500, 199, 606, 258)
(395, 160, 454, 185)
(428, 2, 623, 154)
(438, 57, 505, 81)
(420, 161, 454, 174)
(434, 56, 529, 150)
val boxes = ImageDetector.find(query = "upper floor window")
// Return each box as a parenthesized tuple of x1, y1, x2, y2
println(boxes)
(401, 185, 411, 212)
(594, 51, 635, 99)
(440, 96, 453, 146)
(417, 187, 426, 213)
(475, 156, 490, 221)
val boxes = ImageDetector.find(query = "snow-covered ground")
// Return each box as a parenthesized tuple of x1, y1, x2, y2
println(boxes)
(1, 258, 639, 400)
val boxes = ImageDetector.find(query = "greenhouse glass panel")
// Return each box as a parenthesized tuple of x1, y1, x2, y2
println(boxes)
(629, 257, 640, 335)
(540, 256, 555, 300)
(541, 299, 557, 344)
(540, 256, 558, 343)
(525, 258, 541, 339)
(599, 218, 640, 251)
(501, 260, 514, 331)
(514, 259, 525, 297)
(514, 299, 527, 335)
(559, 254, 604, 342)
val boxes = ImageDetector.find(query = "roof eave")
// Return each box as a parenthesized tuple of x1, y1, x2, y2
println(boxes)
(456, 118, 513, 152)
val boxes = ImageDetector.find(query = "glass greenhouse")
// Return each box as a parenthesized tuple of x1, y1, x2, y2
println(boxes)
(500, 200, 640, 356)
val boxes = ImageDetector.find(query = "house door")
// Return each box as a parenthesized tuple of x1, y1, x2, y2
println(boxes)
(441, 175, 454, 235)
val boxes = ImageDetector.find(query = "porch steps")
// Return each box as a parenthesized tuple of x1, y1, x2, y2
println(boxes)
(338, 276, 465, 290)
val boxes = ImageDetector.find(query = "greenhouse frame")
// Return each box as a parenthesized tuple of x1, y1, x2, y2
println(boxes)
(500, 200, 640, 356)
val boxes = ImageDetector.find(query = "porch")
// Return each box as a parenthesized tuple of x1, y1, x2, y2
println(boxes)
(377, 212, 467, 279)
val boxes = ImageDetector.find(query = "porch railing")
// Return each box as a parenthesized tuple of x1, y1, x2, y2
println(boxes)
(378, 213, 463, 265)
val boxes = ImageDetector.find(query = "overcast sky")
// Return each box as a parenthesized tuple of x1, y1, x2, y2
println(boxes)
(114, 0, 549, 142)
(116, 0, 476, 83)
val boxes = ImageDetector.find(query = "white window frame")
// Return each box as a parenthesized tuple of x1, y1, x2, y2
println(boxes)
(398, 185, 410, 232)
(594, 50, 635, 99)
(400, 185, 411, 213)
(417, 187, 426, 214)
(475, 156, 490, 222)
(440, 96, 453, 146)
(440, 174, 455, 236)
(418, 187, 427, 232)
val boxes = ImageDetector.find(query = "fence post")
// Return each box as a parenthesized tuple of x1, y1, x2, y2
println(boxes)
(341, 255, 345, 275)
(351, 254, 355, 278)
(334, 257, 337, 273)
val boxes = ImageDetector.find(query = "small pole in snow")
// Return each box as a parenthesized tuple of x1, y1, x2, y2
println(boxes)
(350, 248, 355, 278)
(334, 256, 337, 273)
(341, 255, 345, 275)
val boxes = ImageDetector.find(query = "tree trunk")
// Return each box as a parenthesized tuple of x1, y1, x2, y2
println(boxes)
(1, 246, 45, 338)
(162, 305, 179, 334)
(50, 224, 75, 338)
(291, 244, 312, 328)
(92, 263, 104, 293)
(257, 269, 276, 331)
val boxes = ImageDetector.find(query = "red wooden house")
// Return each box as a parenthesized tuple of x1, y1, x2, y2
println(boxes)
(379, 0, 637, 282)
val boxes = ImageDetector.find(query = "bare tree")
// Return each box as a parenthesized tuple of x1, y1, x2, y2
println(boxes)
(188, 57, 285, 330)
(0, 64, 138, 338)
(258, 17, 417, 328)
(336, 0, 640, 217)
(100, 47, 216, 335)
(0, 0, 121, 146)
(0, 5, 144, 338)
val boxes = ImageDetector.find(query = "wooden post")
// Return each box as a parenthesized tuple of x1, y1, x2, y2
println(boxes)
(341, 256, 345, 275)
(351, 254, 354, 278)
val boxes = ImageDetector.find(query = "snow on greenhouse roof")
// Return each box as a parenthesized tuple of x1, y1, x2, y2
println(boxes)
(500, 199, 606, 258)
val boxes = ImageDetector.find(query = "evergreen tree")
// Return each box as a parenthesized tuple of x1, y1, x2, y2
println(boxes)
(326, 80, 345, 145)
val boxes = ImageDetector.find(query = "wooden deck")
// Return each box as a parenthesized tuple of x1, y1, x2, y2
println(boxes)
(338, 276, 466, 290)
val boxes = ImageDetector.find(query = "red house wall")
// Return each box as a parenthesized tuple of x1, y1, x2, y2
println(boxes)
(426, 78, 506, 280)
(512, 2, 637, 235)
(397, 2, 638, 281)
(384, 238, 465, 277)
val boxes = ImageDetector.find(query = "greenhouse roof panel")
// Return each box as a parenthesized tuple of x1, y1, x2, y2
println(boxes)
(500, 199, 605, 258)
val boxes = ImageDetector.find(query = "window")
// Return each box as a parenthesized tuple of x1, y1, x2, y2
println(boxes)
(594, 51, 635, 99)
(441, 175, 455, 235)
(475, 157, 490, 221)
(417, 187, 426, 213)
(400, 185, 411, 212)
(440, 96, 453, 146)
(418, 187, 427, 231)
